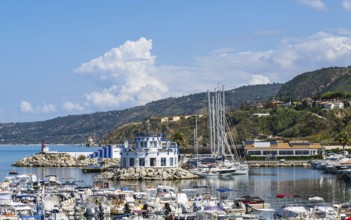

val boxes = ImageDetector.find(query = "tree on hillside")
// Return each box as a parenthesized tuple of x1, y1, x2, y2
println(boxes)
(336, 131, 350, 154)
(172, 131, 186, 147)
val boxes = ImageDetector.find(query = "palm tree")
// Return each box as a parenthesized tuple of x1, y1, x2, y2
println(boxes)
(336, 131, 350, 155)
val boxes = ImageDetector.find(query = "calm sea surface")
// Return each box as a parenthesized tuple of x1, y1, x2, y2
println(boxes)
(1, 145, 351, 208)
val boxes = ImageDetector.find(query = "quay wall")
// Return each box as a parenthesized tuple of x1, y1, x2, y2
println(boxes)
(247, 160, 312, 168)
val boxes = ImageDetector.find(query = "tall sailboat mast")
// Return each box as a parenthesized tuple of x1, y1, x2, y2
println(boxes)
(207, 90, 213, 156)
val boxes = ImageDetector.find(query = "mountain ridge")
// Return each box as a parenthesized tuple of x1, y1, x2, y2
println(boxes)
(3, 65, 351, 145)
(0, 83, 281, 144)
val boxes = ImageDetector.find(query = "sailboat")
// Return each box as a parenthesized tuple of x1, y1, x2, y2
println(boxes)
(190, 86, 249, 177)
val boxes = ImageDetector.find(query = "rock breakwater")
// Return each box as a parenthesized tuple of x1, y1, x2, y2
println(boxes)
(12, 152, 118, 167)
(98, 167, 200, 180)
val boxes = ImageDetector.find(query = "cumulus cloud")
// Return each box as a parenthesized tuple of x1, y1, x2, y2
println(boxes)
(249, 75, 271, 85)
(20, 101, 34, 113)
(20, 101, 56, 114)
(343, 0, 351, 11)
(41, 104, 56, 113)
(62, 101, 84, 111)
(189, 30, 351, 87)
(73, 31, 351, 112)
(297, 0, 326, 10)
(75, 37, 168, 109)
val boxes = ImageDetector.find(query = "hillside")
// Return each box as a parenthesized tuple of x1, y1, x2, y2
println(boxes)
(102, 106, 351, 147)
(276, 66, 351, 99)
(0, 83, 281, 144)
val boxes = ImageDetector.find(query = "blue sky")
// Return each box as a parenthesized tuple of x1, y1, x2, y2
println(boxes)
(1, 0, 351, 122)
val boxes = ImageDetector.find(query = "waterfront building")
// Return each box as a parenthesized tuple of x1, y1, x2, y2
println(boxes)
(87, 144, 122, 159)
(243, 140, 321, 158)
(119, 133, 179, 168)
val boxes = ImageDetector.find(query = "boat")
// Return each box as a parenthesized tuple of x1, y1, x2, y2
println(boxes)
(234, 195, 270, 210)
(274, 194, 308, 219)
(189, 86, 249, 177)
(305, 196, 339, 219)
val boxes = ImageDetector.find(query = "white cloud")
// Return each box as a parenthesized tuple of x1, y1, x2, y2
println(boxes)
(297, 0, 326, 10)
(249, 75, 271, 85)
(62, 101, 84, 111)
(75, 37, 168, 109)
(342, 0, 351, 11)
(20, 101, 34, 113)
(20, 101, 56, 114)
(73, 31, 351, 112)
(188, 30, 351, 87)
(40, 104, 56, 113)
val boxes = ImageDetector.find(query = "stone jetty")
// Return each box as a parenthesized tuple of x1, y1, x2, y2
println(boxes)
(12, 152, 118, 167)
(98, 167, 200, 180)
(12, 152, 199, 180)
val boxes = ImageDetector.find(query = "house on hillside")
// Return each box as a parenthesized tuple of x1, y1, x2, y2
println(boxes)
(318, 101, 344, 110)
(252, 113, 270, 118)
(149, 114, 204, 123)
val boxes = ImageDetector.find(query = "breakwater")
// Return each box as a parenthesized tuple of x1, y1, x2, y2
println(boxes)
(12, 152, 118, 167)
(13, 153, 312, 168)
(98, 167, 200, 180)
(12, 152, 198, 180)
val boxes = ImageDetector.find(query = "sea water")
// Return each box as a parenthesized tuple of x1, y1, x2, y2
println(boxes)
(1, 145, 351, 207)
(0, 145, 97, 184)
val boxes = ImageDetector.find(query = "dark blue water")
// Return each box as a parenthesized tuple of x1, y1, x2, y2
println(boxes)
(1, 145, 351, 206)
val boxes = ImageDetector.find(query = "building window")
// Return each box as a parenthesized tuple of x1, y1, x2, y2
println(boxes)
(170, 158, 174, 166)
(161, 158, 166, 166)
(279, 150, 294, 155)
(139, 158, 145, 167)
(150, 158, 156, 166)
(249, 151, 261, 155)
(295, 150, 310, 155)
(122, 158, 126, 167)
(130, 158, 135, 167)
(150, 141, 157, 148)
(263, 151, 277, 155)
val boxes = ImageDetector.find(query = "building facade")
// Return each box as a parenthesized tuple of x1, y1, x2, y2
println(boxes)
(243, 140, 321, 158)
(120, 134, 179, 168)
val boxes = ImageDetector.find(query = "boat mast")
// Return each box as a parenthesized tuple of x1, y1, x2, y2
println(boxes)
(216, 88, 221, 158)
(211, 94, 216, 157)
(195, 116, 198, 168)
(221, 85, 225, 159)
(207, 90, 213, 156)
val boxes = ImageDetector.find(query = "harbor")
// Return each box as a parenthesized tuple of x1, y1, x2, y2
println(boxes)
(2, 145, 351, 219)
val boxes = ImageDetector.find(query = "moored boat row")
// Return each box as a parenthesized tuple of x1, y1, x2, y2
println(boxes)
(2, 170, 351, 219)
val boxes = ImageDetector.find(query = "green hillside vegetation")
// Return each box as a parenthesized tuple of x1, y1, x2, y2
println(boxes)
(317, 91, 351, 100)
(102, 117, 209, 147)
(276, 66, 351, 100)
(102, 102, 351, 147)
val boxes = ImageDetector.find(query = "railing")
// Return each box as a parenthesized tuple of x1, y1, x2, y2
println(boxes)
(121, 147, 178, 154)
